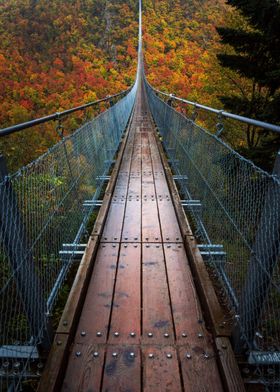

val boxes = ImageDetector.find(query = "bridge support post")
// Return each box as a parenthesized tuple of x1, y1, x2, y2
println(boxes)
(233, 150, 280, 353)
(0, 154, 52, 352)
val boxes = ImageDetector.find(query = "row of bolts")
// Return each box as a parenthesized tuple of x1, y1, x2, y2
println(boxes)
(75, 330, 211, 360)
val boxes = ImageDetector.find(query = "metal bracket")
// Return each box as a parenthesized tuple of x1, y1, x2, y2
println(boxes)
(96, 175, 110, 184)
(197, 244, 226, 265)
(181, 199, 202, 214)
(249, 351, 280, 365)
(83, 200, 103, 208)
(59, 243, 87, 261)
(0, 346, 39, 360)
(173, 175, 188, 181)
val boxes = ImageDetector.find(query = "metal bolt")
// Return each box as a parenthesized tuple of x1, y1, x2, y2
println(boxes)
(164, 333, 169, 338)
(63, 320, 68, 326)
(148, 332, 153, 337)
(37, 362, 44, 369)
(148, 353, 154, 359)
(93, 352, 99, 358)
(112, 352, 118, 358)
(114, 332, 119, 337)
(130, 352, 135, 358)
(96, 331, 102, 337)
(204, 353, 209, 359)
(76, 352, 81, 357)
(221, 344, 227, 349)
(166, 353, 172, 359)
(13, 362, 20, 370)
(186, 353, 192, 359)
(167, 245, 171, 248)
(81, 331, 86, 337)
(182, 333, 187, 338)
(198, 333, 203, 338)
(57, 340, 62, 345)
(130, 332, 136, 337)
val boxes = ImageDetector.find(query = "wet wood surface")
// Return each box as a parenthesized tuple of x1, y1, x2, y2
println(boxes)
(55, 81, 241, 391)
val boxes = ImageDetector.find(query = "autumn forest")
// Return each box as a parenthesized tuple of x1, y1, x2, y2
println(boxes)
(0, 0, 279, 172)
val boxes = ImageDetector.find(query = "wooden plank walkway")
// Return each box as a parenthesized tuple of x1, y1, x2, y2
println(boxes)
(40, 81, 244, 391)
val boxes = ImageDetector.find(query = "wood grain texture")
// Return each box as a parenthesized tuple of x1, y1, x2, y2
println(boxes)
(74, 243, 120, 344)
(216, 337, 245, 392)
(109, 243, 141, 344)
(143, 346, 182, 392)
(179, 344, 224, 392)
(102, 346, 141, 392)
(62, 344, 105, 392)
(142, 243, 174, 344)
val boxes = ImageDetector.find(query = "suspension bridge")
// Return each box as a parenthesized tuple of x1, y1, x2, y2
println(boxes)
(1, 1, 280, 391)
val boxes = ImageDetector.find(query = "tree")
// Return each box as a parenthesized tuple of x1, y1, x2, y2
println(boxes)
(216, 0, 280, 170)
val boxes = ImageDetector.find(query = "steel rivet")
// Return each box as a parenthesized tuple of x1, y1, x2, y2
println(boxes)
(148, 353, 154, 359)
(222, 344, 227, 349)
(166, 353, 172, 359)
(204, 353, 209, 359)
(114, 332, 119, 337)
(182, 333, 187, 338)
(155, 237, 158, 240)
(134, 237, 138, 240)
(76, 351, 81, 357)
(167, 245, 171, 248)
(130, 332, 136, 337)
(130, 352, 135, 358)
(63, 320, 68, 326)
(112, 352, 118, 358)
(198, 333, 203, 338)
(166, 237, 169, 240)
(164, 333, 169, 338)
(186, 353, 192, 359)
(81, 331, 86, 337)
(148, 332, 153, 337)
(96, 331, 102, 337)
(93, 352, 99, 358)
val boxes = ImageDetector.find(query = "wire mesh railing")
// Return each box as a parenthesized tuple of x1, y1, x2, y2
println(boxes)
(0, 84, 136, 390)
(145, 79, 280, 390)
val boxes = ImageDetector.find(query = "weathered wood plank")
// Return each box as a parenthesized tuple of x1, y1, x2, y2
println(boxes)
(216, 337, 245, 392)
(142, 243, 174, 344)
(62, 345, 105, 392)
(163, 243, 205, 343)
(74, 243, 119, 345)
(102, 346, 141, 392)
(142, 346, 182, 392)
(179, 344, 224, 392)
(108, 243, 141, 344)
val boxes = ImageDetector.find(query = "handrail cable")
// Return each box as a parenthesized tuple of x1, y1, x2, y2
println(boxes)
(151, 86, 280, 134)
(0, 86, 132, 137)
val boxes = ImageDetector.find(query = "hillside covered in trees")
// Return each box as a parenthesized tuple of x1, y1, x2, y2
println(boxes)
(0, 0, 279, 171)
